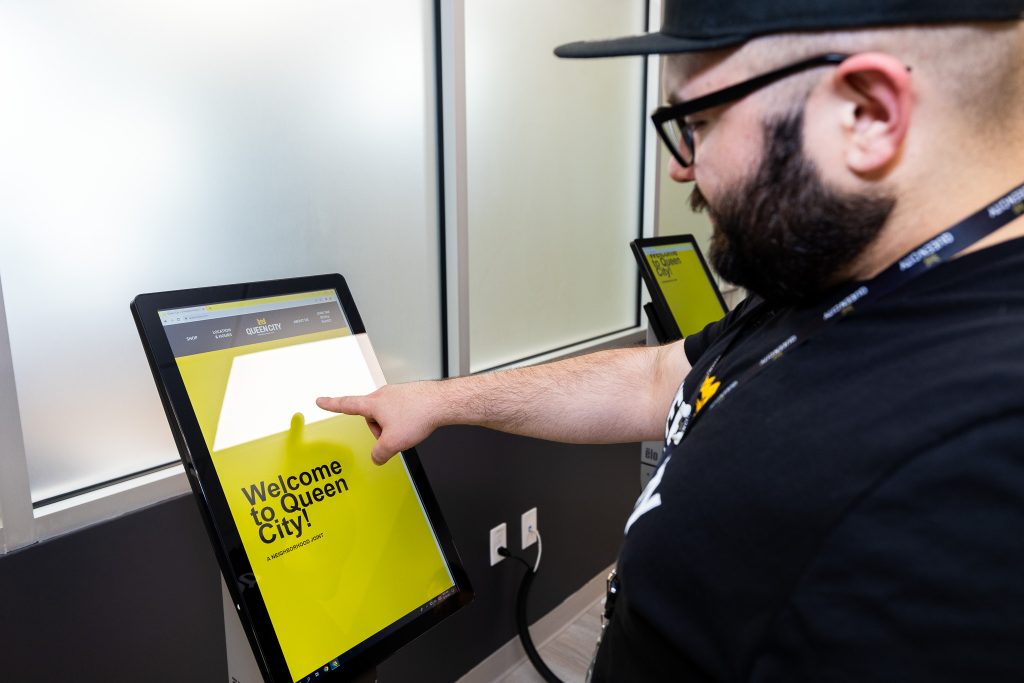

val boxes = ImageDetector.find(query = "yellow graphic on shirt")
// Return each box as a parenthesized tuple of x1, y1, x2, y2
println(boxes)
(694, 375, 721, 413)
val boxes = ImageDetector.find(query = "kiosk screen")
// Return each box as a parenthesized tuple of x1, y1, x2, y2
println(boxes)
(633, 236, 728, 340)
(155, 288, 458, 682)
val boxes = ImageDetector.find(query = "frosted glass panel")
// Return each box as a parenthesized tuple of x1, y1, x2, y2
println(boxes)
(465, 0, 646, 371)
(0, 1, 441, 502)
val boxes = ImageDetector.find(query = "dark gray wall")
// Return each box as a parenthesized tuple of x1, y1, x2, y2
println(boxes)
(382, 427, 638, 683)
(0, 493, 225, 682)
(0, 427, 638, 683)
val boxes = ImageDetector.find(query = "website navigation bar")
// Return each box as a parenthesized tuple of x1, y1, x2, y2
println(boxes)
(162, 301, 348, 357)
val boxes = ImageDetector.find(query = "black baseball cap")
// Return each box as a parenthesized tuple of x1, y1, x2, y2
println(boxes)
(554, 0, 1024, 58)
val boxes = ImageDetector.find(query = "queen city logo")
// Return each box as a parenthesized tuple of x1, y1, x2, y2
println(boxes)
(246, 316, 283, 336)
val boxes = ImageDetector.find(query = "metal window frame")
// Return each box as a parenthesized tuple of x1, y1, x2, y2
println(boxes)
(0, 273, 34, 553)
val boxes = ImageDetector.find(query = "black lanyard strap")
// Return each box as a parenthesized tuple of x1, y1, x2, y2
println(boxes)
(674, 178, 1024, 445)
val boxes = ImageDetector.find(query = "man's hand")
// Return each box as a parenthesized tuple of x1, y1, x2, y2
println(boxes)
(316, 383, 441, 465)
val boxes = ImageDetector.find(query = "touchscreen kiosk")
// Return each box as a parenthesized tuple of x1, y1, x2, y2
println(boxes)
(132, 275, 471, 683)
(631, 235, 728, 343)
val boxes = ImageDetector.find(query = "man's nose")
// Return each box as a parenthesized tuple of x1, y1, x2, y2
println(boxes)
(667, 155, 695, 183)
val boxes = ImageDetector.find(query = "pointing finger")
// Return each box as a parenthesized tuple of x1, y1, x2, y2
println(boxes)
(317, 396, 366, 415)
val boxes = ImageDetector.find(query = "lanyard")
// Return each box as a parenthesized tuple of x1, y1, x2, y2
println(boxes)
(672, 179, 1024, 445)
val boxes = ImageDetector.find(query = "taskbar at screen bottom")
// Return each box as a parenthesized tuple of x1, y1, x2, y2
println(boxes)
(292, 585, 462, 683)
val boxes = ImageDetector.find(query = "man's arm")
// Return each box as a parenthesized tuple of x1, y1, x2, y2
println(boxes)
(316, 340, 691, 464)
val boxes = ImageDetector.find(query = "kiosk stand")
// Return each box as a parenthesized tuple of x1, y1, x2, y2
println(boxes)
(223, 580, 265, 683)
(640, 324, 663, 490)
(223, 582, 377, 683)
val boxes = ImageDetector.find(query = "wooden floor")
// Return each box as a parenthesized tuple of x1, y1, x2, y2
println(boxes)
(498, 596, 603, 683)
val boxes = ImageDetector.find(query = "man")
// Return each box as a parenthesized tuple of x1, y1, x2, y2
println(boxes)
(319, 1, 1024, 679)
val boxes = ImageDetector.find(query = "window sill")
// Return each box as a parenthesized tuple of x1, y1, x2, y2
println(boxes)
(30, 464, 190, 546)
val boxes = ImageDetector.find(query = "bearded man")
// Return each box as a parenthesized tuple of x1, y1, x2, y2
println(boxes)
(320, 1, 1024, 679)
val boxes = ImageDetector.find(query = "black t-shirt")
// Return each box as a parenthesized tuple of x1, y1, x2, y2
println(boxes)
(592, 237, 1024, 682)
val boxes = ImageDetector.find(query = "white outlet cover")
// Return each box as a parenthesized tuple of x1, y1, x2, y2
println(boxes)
(490, 523, 507, 566)
(521, 507, 537, 549)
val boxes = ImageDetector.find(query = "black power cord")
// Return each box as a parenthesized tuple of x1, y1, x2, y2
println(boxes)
(497, 544, 565, 683)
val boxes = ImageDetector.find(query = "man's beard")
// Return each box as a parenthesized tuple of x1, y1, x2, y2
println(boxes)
(691, 110, 896, 307)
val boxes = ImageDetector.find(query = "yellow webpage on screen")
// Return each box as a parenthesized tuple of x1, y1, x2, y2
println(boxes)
(164, 293, 453, 681)
(644, 243, 725, 337)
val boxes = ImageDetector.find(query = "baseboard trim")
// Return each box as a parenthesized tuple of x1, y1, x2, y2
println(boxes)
(455, 565, 613, 683)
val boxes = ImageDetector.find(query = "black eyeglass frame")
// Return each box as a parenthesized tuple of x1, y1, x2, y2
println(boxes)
(651, 52, 851, 168)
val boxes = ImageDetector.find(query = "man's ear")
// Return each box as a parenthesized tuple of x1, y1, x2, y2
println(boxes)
(831, 52, 912, 176)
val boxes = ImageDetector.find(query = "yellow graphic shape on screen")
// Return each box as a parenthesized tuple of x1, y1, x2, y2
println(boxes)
(177, 330, 453, 680)
(645, 245, 725, 337)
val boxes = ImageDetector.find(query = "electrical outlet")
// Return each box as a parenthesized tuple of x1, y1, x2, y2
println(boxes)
(489, 523, 507, 566)
(521, 507, 537, 549)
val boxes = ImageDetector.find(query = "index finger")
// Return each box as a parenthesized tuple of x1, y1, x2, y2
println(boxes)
(316, 395, 368, 415)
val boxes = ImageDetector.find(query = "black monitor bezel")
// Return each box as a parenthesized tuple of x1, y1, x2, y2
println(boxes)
(131, 273, 472, 683)
(631, 235, 728, 343)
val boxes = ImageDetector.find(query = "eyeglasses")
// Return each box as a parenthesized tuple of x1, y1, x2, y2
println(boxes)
(651, 53, 851, 168)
